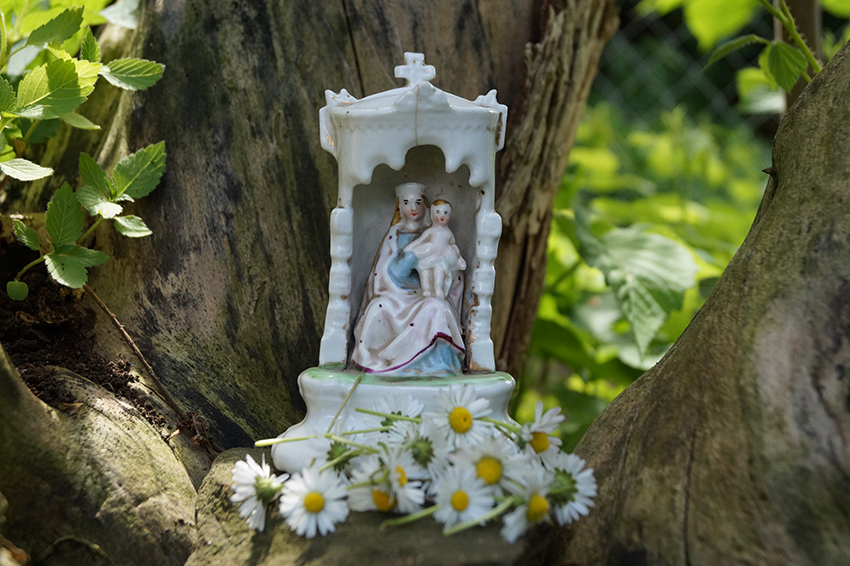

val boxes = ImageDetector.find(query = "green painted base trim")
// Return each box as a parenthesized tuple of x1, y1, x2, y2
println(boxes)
(308, 366, 514, 386)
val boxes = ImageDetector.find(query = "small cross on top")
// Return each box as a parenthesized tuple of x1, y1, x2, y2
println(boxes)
(394, 52, 436, 86)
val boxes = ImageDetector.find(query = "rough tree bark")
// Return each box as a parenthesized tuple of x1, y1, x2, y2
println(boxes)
(562, 41, 850, 566)
(0, 0, 617, 564)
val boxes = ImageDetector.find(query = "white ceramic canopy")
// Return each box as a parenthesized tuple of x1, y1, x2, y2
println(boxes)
(318, 52, 507, 373)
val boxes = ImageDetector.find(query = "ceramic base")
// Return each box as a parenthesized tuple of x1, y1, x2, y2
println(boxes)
(271, 367, 516, 473)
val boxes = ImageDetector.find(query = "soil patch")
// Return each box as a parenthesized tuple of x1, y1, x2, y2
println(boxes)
(1, 238, 166, 429)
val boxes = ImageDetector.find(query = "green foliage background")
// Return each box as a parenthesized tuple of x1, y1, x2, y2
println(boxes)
(515, 0, 849, 451)
(515, 103, 770, 449)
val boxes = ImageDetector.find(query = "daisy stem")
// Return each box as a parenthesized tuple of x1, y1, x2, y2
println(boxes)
(379, 504, 440, 530)
(325, 434, 379, 453)
(319, 449, 360, 472)
(354, 408, 422, 423)
(479, 417, 520, 436)
(443, 497, 519, 536)
(327, 373, 362, 433)
(254, 435, 315, 447)
(341, 426, 393, 435)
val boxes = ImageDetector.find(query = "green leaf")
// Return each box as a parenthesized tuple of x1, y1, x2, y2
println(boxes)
(80, 27, 101, 62)
(114, 215, 151, 238)
(113, 141, 166, 199)
(26, 6, 83, 47)
(15, 58, 98, 119)
(578, 219, 698, 357)
(758, 48, 778, 90)
(682, 0, 759, 51)
(6, 280, 29, 301)
(62, 245, 109, 267)
(99, 58, 164, 91)
(13, 219, 41, 251)
(0, 78, 16, 113)
(79, 152, 110, 192)
(99, 0, 139, 30)
(822, 0, 850, 18)
(705, 34, 768, 69)
(76, 185, 122, 218)
(45, 182, 85, 245)
(765, 41, 808, 93)
(0, 158, 53, 180)
(44, 252, 88, 288)
(60, 111, 100, 130)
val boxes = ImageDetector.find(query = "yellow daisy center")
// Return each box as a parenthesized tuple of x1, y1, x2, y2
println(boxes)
(395, 466, 408, 487)
(449, 406, 473, 433)
(451, 490, 470, 511)
(476, 457, 503, 485)
(303, 491, 325, 514)
(372, 489, 397, 512)
(530, 431, 550, 454)
(526, 493, 550, 522)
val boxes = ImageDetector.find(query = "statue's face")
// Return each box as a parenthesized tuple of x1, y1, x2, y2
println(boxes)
(400, 194, 425, 221)
(432, 204, 452, 225)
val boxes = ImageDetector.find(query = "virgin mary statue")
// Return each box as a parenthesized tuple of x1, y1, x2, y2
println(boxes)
(350, 182, 465, 376)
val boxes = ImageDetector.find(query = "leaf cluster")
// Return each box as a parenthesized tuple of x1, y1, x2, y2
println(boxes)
(0, 1, 164, 182)
(517, 103, 770, 450)
(8, 142, 165, 295)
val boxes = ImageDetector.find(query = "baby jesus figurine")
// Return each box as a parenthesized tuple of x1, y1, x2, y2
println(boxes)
(404, 199, 467, 298)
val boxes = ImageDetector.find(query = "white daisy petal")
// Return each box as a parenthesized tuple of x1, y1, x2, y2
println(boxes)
(433, 465, 495, 529)
(229, 454, 287, 532)
(549, 452, 597, 526)
(279, 467, 349, 538)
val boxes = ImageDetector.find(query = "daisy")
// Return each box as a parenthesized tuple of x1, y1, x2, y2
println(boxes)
(424, 385, 492, 449)
(230, 454, 287, 532)
(381, 443, 427, 513)
(347, 455, 391, 512)
(548, 452, 597, 525)
(407, 417, 452, 483)
(520, 401, 565, 463)
(301, 422, 365, 473)
(500, 463, 555, 544)
(433, 464, 495, 529)
(450, 435, 524, 495)
(279, 467, 349, 538)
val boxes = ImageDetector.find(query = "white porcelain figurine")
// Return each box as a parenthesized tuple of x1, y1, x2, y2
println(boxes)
(272, 53, 512, 473)
(351, 184, 465, 376)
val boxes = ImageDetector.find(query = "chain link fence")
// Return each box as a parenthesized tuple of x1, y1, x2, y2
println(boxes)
(588, 0, 848, 136)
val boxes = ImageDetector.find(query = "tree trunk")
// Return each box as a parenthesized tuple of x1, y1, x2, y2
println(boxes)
(562, 41, 850, 566)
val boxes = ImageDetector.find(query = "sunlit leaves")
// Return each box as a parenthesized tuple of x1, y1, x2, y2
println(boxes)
(681, 0, 759, 51)
(15, 58, 98, 119)
(0, 158, 53, 180)
(26, 6, 83, 47)
(114, 215, 151, 238)
(112, 141, 166, 198)
(76, 185, 122, 218)
(99, 58, 165, 91)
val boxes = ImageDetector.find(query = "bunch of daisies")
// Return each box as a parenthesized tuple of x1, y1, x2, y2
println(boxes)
(230, 385, 597, 543)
